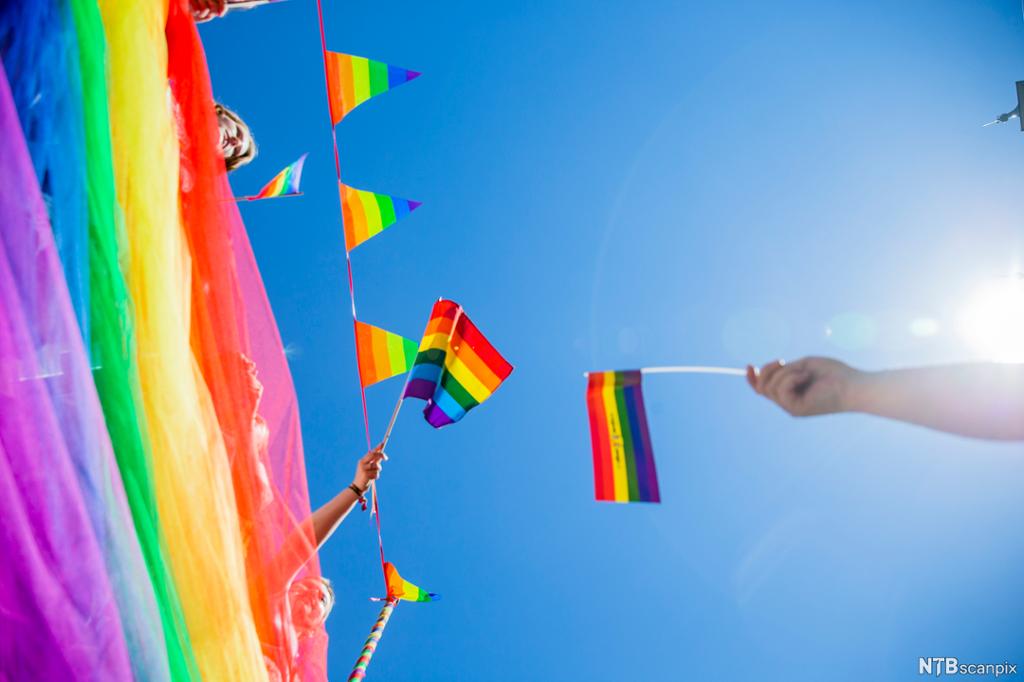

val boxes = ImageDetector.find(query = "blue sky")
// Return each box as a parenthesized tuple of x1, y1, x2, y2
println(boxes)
(203, 2, 1024, 679)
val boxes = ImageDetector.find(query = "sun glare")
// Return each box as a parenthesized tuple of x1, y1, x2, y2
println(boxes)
(957, 278, 1024, 362)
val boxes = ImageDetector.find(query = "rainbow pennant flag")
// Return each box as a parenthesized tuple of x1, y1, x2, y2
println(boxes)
(384, 562, 437, 602)
(341, 184, 421, 251)
(404, 299, 512, 428)
(238, 153, 307, 201)
(354, 321, 417, 388)
(585, 371, 660, 503)
(325, 52, 420, 125)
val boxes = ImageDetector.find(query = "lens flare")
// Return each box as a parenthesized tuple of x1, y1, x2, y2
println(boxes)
(957, 279, 1024, 362)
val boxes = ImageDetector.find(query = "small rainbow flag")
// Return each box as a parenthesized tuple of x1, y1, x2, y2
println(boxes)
(325, 52, 420, 125)
(384, 562, 437, 602)
(404, 299, 512, 428)
(586, 371, 659, 503)
(239, 153, 307, 201)
(340, 184, 421, 251)
(354, 321, 417, 388)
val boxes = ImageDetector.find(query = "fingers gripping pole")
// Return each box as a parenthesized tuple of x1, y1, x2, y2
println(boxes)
(348, 598, 398, 681)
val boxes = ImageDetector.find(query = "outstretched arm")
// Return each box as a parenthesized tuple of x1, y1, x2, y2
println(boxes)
(747, 357, 1024, 441)
(311, 446, 387, 549)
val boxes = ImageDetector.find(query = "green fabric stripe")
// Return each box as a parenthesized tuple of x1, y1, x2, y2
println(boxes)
(72, 0, 199, 677)
(439, 371, 479, 411)
(384, 331, 409, 375)
(375, 193, 396, 228)
(401, 336, 418, 368)
(368, 58, 389, 96)
(614, 385, 640, 501)
(413, 347, 445, 367)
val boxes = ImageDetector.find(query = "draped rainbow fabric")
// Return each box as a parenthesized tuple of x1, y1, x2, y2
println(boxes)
(0, 56, 167, 681)
(1, 0, 328, 677)
(70, 0, 199, 676)
(98, 0, 268, 679)
(166, 0, 328, 677)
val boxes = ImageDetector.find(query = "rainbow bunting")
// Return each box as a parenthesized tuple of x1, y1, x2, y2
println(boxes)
(239, 153, 307, 201)
(404, 299, 512, 428)
(384, 562, 437, 602)
(325, 51, 420, 125)
(586, 371, 660, 503)
(341, 183, 421, 251)
(354, 321, 417, 388)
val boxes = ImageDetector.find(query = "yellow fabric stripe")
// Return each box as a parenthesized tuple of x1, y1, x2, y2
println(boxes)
(351, 56, 371, 107)
(600, 374, 629, 502)
(418, 330, 449, 352)
(358, 190, 383, 237)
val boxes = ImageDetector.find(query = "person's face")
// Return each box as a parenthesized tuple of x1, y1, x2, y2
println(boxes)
(217, 108, 251, 162)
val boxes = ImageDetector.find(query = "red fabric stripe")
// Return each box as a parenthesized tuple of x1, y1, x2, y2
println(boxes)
(586, 373, 614, 500)
(452, 313, 512, 379)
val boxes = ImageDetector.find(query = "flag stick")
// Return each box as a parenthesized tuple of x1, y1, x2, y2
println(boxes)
(583, 365, 747, 378)
(234, 192, 304, 202)
(226, 0, 286, 9)
(347, 598, 398, 681)
(380, 389, 405, 450)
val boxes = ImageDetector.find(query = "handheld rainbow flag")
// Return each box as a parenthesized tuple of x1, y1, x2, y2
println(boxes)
(586, 370, 660, 503)
(354, 321, 417, 388)
(403, 299, 513, 428)
(237, 153, 307, 201)
(384, 562, 437, 602)
(341, 184, 421, 251)
(325, 52, 420, 125)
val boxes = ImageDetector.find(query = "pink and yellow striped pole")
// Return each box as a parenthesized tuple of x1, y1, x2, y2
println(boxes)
(347, 598, 398, 681)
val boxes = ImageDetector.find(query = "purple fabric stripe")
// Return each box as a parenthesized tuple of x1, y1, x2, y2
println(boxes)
(628, 380, 659, 502)
(404, 376, 438, 400)
(0, 60, 138, 679)
(423, 402, 455, 428)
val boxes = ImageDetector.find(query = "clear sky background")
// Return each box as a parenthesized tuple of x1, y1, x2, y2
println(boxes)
(202, 2, 1024, 679)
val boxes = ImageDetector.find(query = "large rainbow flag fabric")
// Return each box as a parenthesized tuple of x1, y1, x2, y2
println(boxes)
(340, 184, 420, 251)
(325, 51, 420, 125)
(404, 299, 512, 428)
(384, 562, 437, 603)
(243, 153, 307, 201)
(585, 371, 660, 503)
(354, 321, 417, 388)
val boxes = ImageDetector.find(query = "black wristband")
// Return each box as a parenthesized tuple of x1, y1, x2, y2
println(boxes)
(348, 483, 365, 497)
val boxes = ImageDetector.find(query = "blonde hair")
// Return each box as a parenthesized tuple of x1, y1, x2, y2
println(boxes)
(214, 103, 257, 171)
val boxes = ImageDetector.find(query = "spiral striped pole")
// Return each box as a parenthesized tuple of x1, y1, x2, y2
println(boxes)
(348, 598, 398, 681)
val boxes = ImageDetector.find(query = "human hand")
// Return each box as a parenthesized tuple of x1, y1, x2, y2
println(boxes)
(190, 0, 227, 22)
(352, 445, 387, 492)
(746, 357, 862, 417)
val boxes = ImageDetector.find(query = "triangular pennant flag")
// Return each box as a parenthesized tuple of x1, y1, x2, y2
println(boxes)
(341, 183, 421, 251)
(384, 562, 438, 602)
(354, 321, 418, 388)
(325, 51, 420, 125)
(239, 153, 307, 201)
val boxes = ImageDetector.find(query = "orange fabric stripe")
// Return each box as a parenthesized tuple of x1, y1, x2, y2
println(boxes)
(448, 330, 502, 393)
(370, 326, 391, 385)
(339, 54, 355, 119)
(355, 322, 377, 387)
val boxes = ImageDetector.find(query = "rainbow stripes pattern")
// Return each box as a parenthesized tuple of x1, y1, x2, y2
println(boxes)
(354, 321, 417, 388)
(250, 153, 307, 200)
(404, 299, 513, 428)
(384, 562, 437, 602)
(325, 51, 420, 125)
(346, 598, 396, 682)
(586, 371, 660, 503)
(341, 183, 421, 251)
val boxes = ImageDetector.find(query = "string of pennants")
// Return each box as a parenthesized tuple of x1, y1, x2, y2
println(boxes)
(235, 8, 513, 679)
